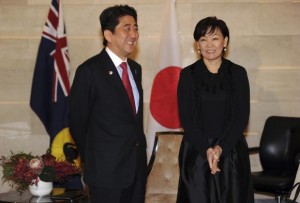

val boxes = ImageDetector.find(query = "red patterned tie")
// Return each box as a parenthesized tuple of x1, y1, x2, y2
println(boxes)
(120, 62, 136, 115)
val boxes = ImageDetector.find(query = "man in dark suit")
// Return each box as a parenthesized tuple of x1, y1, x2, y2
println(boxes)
(69, 5, 147, 203)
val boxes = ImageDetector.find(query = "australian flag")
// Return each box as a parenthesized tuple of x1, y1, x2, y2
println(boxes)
(30, 0, 83, 190)
(30, 0, 70, 141)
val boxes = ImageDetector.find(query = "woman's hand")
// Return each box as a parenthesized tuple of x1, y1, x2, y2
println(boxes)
(206, 145, 222, 174)
(206, 148, 214, 169)
(206, 147, 220, 174)
(213, 145, 222, 159)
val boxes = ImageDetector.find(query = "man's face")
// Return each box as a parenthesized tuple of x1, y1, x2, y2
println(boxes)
(104, 15, 139, 60)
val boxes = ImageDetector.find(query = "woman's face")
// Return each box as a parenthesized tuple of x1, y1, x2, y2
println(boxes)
(197, 28, 228, 62)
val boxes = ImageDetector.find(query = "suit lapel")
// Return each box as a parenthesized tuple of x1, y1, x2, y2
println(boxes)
(100, 51, 125, 94)
(99, 50, 137, 118)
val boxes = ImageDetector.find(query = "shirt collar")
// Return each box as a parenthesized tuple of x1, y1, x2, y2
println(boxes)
(105, 47, 127, 67)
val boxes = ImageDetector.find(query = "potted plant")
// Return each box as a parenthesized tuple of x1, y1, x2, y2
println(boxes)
(0, 150, 81, 195)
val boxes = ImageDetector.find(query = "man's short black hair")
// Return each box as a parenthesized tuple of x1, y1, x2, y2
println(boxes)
(99, 5, 138, 46)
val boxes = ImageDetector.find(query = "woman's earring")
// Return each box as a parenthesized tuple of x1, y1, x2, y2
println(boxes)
(197, 49, 201, 54)
(224, 47, 227, 52)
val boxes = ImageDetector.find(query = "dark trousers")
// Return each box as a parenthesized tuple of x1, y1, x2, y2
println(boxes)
(88, 147, 147, 203)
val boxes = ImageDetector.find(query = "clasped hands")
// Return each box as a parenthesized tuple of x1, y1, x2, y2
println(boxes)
(206, 145, 222, 175)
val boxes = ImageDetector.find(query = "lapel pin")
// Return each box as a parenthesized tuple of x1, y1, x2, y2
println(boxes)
(109, 71, 113, 75)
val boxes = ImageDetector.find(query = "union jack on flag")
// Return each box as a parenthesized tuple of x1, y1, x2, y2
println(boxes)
(43, 0, 70, 102)
(30, 0, 70, 141)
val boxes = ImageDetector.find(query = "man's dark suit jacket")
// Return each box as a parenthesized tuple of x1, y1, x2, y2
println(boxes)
(69, 48, 146, 188)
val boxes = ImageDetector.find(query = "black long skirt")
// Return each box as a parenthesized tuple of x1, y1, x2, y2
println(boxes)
(176, 137, 254, 203)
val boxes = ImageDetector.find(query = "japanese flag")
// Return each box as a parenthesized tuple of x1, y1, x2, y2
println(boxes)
(146, 0, 182, 159)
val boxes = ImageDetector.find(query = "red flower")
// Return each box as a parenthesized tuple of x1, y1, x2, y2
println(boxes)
(41, 154, 56, 166)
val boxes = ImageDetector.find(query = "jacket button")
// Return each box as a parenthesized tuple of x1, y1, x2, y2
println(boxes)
(136, 142, 139, 147)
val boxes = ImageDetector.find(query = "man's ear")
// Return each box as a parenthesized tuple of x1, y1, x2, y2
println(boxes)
(104, 30, 113, 43)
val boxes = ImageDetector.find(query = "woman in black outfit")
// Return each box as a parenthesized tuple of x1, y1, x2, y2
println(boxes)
(176, 16, 254, 203)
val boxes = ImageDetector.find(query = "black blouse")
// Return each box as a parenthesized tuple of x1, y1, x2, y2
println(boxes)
(177, 58, 250, 158)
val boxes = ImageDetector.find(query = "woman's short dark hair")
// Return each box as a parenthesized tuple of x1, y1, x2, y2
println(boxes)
(99, 5, 137, 46)
(193, 16, 230, 44)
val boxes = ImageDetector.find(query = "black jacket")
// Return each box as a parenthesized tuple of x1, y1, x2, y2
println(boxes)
(69, 48, 146, 188)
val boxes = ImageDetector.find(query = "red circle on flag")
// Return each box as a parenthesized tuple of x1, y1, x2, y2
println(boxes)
(150, 66, 182, 129)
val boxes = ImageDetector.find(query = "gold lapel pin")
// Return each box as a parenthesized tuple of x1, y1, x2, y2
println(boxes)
(109, 71, 113, 75)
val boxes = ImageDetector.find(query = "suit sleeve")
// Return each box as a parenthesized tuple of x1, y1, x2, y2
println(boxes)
(219, 67, 250, 157)
(69, 65, 93, 163)
(177, 68, 210, 158)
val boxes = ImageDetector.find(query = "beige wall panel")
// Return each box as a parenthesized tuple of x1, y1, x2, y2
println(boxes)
(137, 5, 164, 37)
(0, 104, 31, 127)
(229, 35, 299, 68)
(1, 0, 27, 5)
(255, 68, 300, 101)
(91, 0, 165, 4)
(248, 101, 300, 136)
(248, 102, 277, 139)
(191, 3, 258, 36)
(0, 104, 45, 134)
(190, 2, 300, 36)
(28, 0, 93, 5)
(257, 3, 300, 35)
(0, 39, 39, 71)
(0, 124, 48, 152)
(0, 69, 33, 101)
(228, 37, 269, 70)
(64, 5, 105, 37)
(177, 0, 291, 2)
(247, 70, 258, 101)
(291, 35, 300, 66)
(0, 5, 48, 36)
(0, 103, 49, 175)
